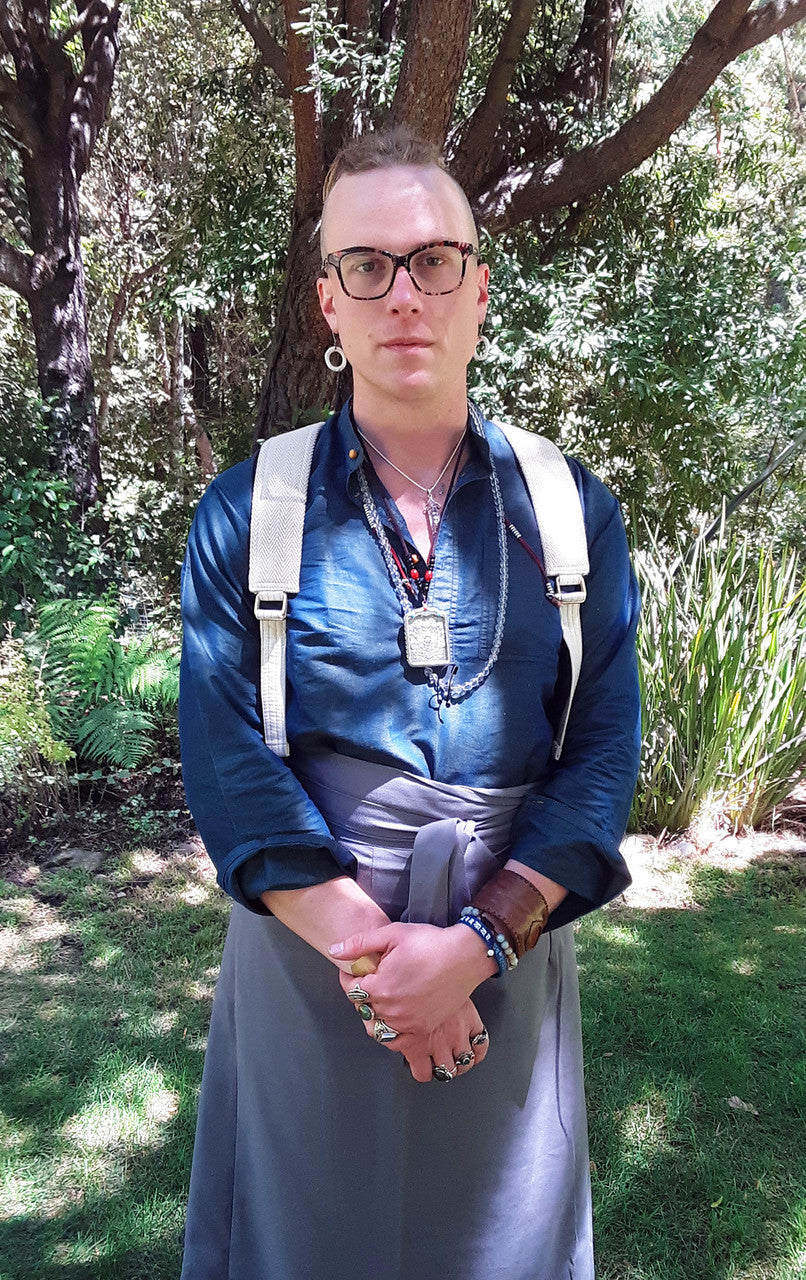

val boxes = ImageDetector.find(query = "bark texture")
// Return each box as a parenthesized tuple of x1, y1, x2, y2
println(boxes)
(0, 1, 120, 510)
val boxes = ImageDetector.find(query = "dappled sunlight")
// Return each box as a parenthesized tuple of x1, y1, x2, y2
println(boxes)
(129, 851, 166, 878)
(617, 1089, 674, 1163)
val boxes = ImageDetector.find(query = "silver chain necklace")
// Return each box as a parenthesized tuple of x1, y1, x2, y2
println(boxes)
(356, 426, 466, 533)
(357, 404, 509, 705)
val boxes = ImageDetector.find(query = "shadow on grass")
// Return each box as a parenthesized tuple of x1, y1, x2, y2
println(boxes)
(0, 850, 229, 1280)
(1, 846, 804, 1280)
(578, 849, 806, 1280)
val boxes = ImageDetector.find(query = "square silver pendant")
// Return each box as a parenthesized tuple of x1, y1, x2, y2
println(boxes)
(403, 607, 451, 668)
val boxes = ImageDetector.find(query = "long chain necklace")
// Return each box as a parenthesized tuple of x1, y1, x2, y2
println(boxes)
(356, 404, 509, 705)
(356, 426, 466, 536)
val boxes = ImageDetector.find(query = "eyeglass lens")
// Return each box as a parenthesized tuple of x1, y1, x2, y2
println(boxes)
(339, 245, 466, 299)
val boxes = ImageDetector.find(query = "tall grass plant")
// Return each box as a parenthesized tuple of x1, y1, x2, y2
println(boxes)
(633, 526, 806, 832)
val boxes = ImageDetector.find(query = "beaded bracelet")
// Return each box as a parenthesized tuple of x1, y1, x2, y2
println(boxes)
(459, 907, 518, 975)
(457, 912, 508, 977)
(462, 906, 519, 971)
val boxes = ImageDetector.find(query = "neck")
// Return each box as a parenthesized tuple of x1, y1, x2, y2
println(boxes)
(351, 387, 469, 475)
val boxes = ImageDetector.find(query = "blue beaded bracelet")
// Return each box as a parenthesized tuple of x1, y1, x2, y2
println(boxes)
(460, 906, 519, 972)
(458, 912, 508, 978)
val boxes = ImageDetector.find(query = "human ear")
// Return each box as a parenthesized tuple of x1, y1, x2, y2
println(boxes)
(475, 262, 490, 326)
(317, 275, 338, 333)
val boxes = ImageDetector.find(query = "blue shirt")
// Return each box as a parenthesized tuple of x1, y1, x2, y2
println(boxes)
(179, 403, 641, 928)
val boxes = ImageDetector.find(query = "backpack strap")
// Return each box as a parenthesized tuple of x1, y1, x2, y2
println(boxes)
(248, 418, 589, 761)
(248, 421, 323, 756)
(498, 423, 589, 759)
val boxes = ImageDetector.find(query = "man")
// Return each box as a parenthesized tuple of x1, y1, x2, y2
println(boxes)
(179, 127, 640, 1279)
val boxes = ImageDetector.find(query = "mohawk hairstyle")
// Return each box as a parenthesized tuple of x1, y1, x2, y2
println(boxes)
(322, 126, 447, 201)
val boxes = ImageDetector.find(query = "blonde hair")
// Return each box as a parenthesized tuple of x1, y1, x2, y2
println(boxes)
(322, 126, 446, 200)
(320, 126, 478, 252)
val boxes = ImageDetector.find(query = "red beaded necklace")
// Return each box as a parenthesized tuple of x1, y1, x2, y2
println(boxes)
(368, 435, 466, 607)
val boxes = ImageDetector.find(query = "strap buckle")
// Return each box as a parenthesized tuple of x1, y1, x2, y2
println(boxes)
(254, 591, 288, 620)
(546, 574, 587, 606)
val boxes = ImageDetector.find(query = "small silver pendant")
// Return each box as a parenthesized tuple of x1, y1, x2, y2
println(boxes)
(403, 607, 451, 668)
(424, 491, 441, 531)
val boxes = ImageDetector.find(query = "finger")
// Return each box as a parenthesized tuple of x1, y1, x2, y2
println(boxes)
(428, 1035, 458, 1084)
(452, 1046, 476, 1075)
(469, 1026, 490, 1064)
(404, 1050, 433, 1084)
(329, 927, 396, 961)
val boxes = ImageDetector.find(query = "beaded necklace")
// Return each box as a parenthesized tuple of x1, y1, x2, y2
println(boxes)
(356, 403, 509, 705)
(374, 438, 465, 607)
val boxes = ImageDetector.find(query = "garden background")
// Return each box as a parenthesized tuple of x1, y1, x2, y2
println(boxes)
(0, 0, 805, 1276)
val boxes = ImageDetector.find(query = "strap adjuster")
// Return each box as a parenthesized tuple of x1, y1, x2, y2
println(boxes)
(254, 591, 288, 621)
(546, 574, 587, 606)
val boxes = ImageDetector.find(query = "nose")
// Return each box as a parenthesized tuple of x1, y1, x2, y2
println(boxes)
(386, 262, 421, 310)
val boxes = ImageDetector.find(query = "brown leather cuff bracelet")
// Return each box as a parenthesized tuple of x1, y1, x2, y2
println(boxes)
(471, 869, 550, 959)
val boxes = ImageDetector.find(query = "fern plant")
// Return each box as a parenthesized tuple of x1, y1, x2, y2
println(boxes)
(32, 595, 180, 770)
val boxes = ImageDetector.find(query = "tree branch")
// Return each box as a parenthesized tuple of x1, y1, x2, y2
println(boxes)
(68, 2, 120, 181)
(284, 0, 324, 215)
(476, 0, 766, 232)
(229, 0, 290, 91)
(452, 0, 538, 190)
(554, 0, 624, 106)
(698, 424, 806, 545)
(378, 0, 399, 45)
(0, 231, 32, 296)
(734, 0, 806, 54)
(389, 0, 473, 144)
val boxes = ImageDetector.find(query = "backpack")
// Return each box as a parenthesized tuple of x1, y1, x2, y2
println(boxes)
(249, 420, 588, 760)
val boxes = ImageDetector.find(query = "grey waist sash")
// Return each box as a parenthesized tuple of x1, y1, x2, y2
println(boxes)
(181, 750, 594, 1280)
(291, 749, 534, 923)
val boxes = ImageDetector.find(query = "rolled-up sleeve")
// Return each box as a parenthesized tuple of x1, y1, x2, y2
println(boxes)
(507, 470, 641, 927)
(179, 462, 353, 912)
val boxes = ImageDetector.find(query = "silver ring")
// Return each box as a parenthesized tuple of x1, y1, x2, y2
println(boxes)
(373, 1018, 400, 1043)
(356, 1002, 375, 1022)
(470, 1028, 489, 1048)
(347, 985, 370, 1003)
(454, 1050, 475, 1068)
(432, 1063, 458, 1082)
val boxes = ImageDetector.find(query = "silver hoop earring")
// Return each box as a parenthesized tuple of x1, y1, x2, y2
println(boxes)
(324, 341, 347, 373)
(474, 334, 491, 362)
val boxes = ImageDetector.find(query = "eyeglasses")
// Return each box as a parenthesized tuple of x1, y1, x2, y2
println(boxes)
(321, 240, 477, 300)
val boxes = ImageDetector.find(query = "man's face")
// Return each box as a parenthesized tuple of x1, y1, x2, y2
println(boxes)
(317, 165, 489, 416)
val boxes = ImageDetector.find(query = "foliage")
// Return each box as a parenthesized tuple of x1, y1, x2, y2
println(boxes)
(0, 636, 72, 833)
(632, 525, 806, 833)
(30, 595, 180, 771)
(474, 93, 806, 549)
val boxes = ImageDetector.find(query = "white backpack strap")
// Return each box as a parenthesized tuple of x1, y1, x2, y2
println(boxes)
(498, 423, 589, 760)
(248, 421, 323, 755)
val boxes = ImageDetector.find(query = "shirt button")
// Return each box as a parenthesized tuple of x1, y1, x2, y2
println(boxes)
(349, 449, 358, 459)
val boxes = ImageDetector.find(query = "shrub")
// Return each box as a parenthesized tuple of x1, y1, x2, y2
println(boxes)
(633, 526, 806, 832)
(0, 636, 73, 833)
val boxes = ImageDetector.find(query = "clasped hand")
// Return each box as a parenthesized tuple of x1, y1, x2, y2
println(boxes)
(330, 921, 495, 1083)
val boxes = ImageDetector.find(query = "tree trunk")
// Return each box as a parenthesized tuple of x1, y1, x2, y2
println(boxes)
(23, 152, 102, 512)
(253, 211, 335, 440)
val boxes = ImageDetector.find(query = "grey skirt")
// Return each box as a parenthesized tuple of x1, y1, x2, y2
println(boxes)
(181, 753, 594, 1280)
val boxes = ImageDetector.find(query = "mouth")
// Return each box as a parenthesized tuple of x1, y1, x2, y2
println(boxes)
(380, 338, 432, 351)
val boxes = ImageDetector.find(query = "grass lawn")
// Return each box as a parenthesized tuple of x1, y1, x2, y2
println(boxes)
(0, 832, 803, 1279)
